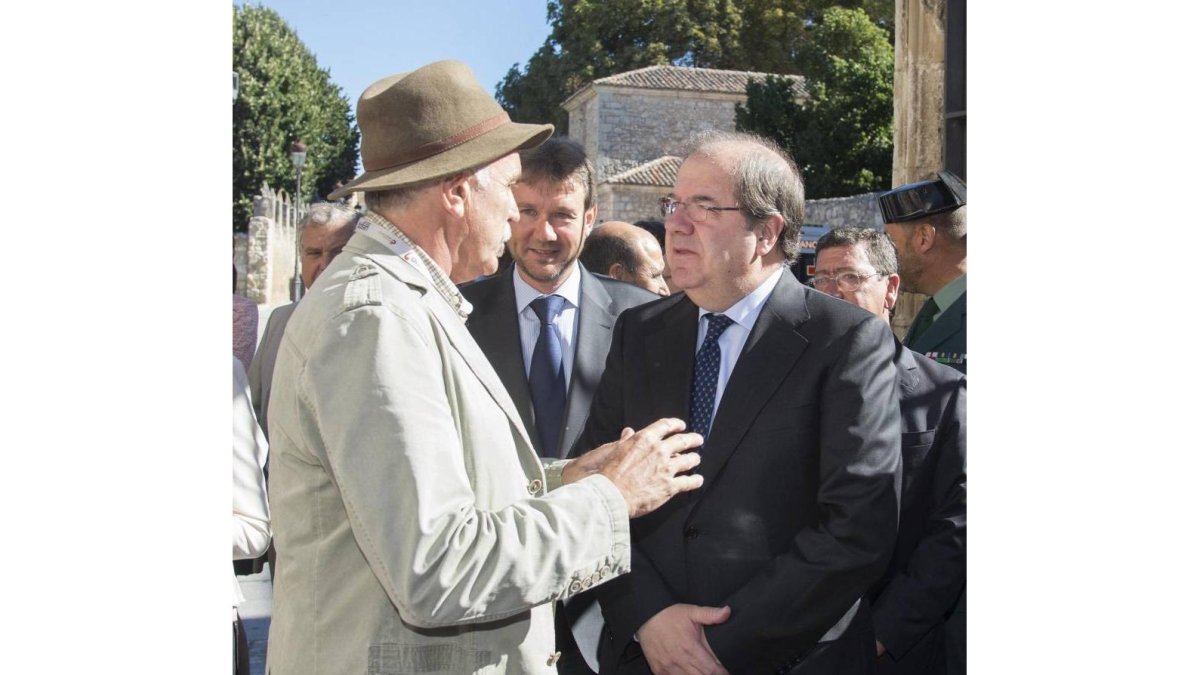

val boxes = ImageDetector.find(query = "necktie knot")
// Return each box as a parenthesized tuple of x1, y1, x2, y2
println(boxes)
(531, 294, 566, 325)
(703, 314, 734, 342)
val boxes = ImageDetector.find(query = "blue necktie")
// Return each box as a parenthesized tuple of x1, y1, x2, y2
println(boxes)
(689, 314, 734, 442)
(529, 295, 567, 455)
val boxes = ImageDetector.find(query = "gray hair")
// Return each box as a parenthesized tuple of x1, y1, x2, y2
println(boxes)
(684, 130, 806, 264)
(814, 226, 898, 276)
(362, 176, 444, 213)
(300, 201, 361, 234)
(929, 204, 967, 244)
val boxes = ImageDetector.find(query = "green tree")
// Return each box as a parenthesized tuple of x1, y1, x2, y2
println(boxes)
(736, 6, 893, 198)
(496, 1, 892, 134)
(232, 4, 359, 232)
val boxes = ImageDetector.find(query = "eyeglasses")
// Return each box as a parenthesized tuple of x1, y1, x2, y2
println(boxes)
(659, 198, 741, 223)
(806, 270, 884, 292)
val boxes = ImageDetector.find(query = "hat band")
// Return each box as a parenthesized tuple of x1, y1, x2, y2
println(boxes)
(365, 113, 512, 172)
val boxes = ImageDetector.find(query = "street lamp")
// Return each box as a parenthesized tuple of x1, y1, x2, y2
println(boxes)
(290, 140, 308, 301)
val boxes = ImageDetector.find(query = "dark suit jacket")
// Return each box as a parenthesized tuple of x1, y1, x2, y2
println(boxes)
(575, 271, 902, 674)
(906, 292, 966, 375)
(461, 265, 657, 459)
(247, 302, 296, 441)
(870, 340, 966, 675)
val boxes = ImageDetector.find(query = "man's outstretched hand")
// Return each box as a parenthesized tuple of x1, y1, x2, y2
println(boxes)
(563, 418, 703, 518)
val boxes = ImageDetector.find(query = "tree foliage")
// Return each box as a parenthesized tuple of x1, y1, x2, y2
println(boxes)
(232, 4, 359, 232)
(496, 0, 892, 134)
(736, 7, 893, 198)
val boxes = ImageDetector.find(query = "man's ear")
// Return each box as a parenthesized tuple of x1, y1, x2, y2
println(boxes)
(583, 205, 597, 236)
(439, 172, 471, 218)
(914, 222, 937, 254)
(607, 262, 628, 281)
(755, 214, 785, 257)
(884, 273, 901, 311)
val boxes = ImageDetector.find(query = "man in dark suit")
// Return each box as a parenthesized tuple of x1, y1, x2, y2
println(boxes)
(248, 202, 359, 439)
(460, 137, 657, 673)
(878, 171, 967, 375)
(575, 131, 901, 675)
(812, 227, 966, 675)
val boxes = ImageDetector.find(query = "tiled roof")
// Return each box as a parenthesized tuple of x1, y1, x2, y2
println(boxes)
(604, 156, 682, 187)
(591, 65, 805, 96)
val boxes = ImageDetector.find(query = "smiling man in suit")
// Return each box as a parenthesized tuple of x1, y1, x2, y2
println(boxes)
(461, 138, 657, 462)
(461, 137, 658, 673)
(812, 227, 966, 675)
(576, 130, 902, 675)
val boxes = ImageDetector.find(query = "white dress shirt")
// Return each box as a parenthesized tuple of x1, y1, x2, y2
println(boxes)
(693, 267, 786, 417)
(513, 262, 583, 385)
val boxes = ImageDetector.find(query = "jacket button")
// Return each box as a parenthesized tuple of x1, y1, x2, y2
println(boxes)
(684, 527, 700, 540)
(527, 478, 543, 495)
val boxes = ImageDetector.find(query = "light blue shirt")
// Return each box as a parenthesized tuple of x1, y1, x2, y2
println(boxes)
(694, 267, 786, 418)
(513, 262, 582, 385)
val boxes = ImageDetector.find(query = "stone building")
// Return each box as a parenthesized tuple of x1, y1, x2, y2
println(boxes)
(561, 65, 805, 224)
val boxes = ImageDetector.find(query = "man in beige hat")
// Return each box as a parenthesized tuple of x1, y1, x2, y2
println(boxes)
(264, 60, 706, 675)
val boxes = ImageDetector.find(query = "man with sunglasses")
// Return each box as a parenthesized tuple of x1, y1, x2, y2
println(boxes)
(812, 227, 966, 675)
(878, 172, 967, 374)
(575, 131, 901, 675)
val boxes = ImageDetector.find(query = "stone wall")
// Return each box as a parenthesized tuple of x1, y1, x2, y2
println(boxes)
(890, 0, 946, 338)
(804, 192, 885, 229)
(233, 233, 249, 295)
(591, 89, 743, 180)
(235, 184, 303, 306)
(597, 184, 667, 225)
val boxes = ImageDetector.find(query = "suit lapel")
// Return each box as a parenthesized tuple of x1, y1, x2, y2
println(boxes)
(699, 273, 810, 487)
(561, 270, 616, 458)
(913, 291, 966, 353)
(467, 269, 538, 447)
(895, 337, 920, 396)
(645, 295, 700, 424)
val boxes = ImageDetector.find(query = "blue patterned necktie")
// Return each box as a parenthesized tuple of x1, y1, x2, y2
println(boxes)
(689, 313, 735, 442)
(529, 295, 567, 455)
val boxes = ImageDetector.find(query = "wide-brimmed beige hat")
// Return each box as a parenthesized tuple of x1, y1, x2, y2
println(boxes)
(328, 60, 553, 200)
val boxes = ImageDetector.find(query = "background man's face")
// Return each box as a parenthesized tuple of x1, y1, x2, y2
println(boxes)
(457, 153, 522, 283)
(301, 222, 355, 289)
(812, 243, 898, 321)
(624, 237, 669, 296)
(665, 152, 758, 304)
(509, 177, 594, 291)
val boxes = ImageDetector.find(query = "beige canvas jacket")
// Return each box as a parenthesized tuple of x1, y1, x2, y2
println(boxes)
(265, 232, 631, 675)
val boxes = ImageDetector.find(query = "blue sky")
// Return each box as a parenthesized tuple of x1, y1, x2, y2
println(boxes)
(245, 1, 554, 118)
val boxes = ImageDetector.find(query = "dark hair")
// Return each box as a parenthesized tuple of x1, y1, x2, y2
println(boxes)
(633, 220, 666, 251)
(518, 137, 595, 210)
(814, 226, 898, 276)
(580, 228, 641, 276)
